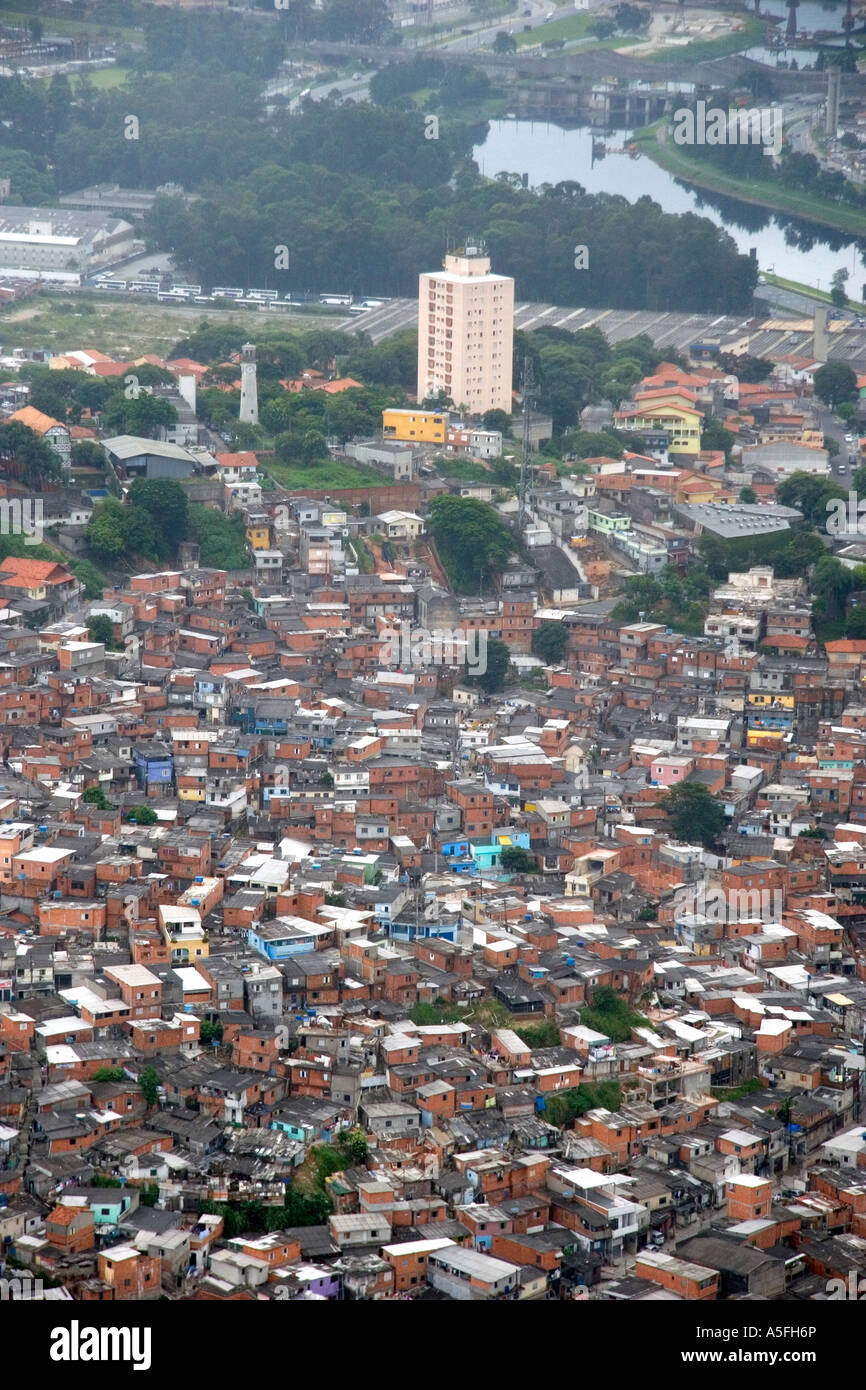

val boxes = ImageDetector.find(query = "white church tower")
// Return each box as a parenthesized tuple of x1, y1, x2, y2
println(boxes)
(239, 341, 259, 425)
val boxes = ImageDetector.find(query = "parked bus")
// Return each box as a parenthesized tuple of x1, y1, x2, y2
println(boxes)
(319, 293, 353, 306)
(212, 286, 244, 299)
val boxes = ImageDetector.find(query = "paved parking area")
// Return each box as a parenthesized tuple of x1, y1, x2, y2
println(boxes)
(339, 298, 866, 363)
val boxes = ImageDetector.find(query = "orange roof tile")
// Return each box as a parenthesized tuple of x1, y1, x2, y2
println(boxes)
(0, 556, 73, 587)
(6, 405, 65, 434)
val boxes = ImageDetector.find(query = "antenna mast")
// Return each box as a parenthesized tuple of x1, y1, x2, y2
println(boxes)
(518, 354, 534, 530)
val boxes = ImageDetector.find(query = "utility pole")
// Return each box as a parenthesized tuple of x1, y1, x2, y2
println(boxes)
(518, 354, 534, 531)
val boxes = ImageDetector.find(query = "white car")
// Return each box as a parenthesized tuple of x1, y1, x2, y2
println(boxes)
(845, 433, 855, 442)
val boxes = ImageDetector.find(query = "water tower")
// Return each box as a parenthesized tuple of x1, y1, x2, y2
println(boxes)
(239, 342, 259, 426)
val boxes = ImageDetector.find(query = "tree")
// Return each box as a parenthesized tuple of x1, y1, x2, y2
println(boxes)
(544, 1081, 623, 1129)
(814, 361, 857, 408)
(847, 606, 866, 639)
(86, 500, 126, 563)
(830, 268, 849, 309)
(738, 486, 757, 503)
(580, 985, 648, 1042)
(812, 554, 855, 627)
(83, 786, 111, 811)
(129, 806, 158, 825)
(139, 1066, 161, 1108)
(337, 1128, 368, 1164)
(700, 415, 736, 461)
(532, 619, 567, 666)
(200, 1020, 224, 1046)
(493, 30, 516, 52)
(775, 472, 847, 528)
(128, 478, 189, 551)
(102, 392, 178, 439)
(428, 495, 515, 593)
(481, 409, 512, 435)
(469, 636, 510, 695)
(71, 440, 107, 470)
(187, 506, 248, 569)
(500, 845, 538, 873)
(718, 352, 773, 382)
(92, 1066, 125, 1082)
(301, 430, 328, 465)
(0, 421, 64, 488)
(660, 781, 725, 847)
(87, 614, 114, 647)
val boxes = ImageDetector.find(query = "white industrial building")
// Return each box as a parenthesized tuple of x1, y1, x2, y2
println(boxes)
(0, 206, 135, 285)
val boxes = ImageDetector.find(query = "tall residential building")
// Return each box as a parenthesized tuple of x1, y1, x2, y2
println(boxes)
(239, 342, 259, 425)
(417, 244, 514, 416)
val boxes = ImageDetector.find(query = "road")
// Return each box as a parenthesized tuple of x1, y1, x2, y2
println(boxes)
(439, 0, 576, 52)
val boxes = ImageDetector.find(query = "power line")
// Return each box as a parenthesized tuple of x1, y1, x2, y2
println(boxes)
(518, 354, 534, 530)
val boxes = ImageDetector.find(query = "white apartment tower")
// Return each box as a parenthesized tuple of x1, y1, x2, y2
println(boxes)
(239, 341, 259, 425)
(417, 244, 514, 416)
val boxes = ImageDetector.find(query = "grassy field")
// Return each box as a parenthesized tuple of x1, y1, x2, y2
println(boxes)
(0, 9, 141, 41)
(68, 67, 130, 90)
(261, 458, 391, 490)
(641, 17, 763, 63)
(633, 122, 866, 239)
(0, 294, 338, 359)
(515, 13, 593, 46)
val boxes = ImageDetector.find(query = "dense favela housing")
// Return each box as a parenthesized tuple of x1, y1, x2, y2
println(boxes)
(0, 330, 865, 1307)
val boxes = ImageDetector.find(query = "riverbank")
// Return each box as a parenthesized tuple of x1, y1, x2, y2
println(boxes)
(633, 120, 866, 238)
(761, 270, 864, 313)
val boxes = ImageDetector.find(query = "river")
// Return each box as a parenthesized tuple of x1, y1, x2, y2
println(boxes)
(474, 119, 866, 291)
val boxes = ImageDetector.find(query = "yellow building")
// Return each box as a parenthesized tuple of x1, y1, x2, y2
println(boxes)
(159, 906, 208, 962)
(246, 521, 271, 552)
(747, 694, 795, 711)
(616, 402, 702, 456)
(383, 408, 447, 444)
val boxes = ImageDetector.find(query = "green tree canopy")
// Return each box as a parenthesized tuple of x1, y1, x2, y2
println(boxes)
(500, 845, 538, 873)
(83, 785, 112, 810)
(532, 620, 568, 666)
(428, 495, 515, 593)
(468, 636, 511, 695)
(659, 781, 725, 847)
(86, 614, 114, 647)
(128, 478, 189, 551)
(814, 361, 857, 408)
(138, 1066, 161, 1108)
